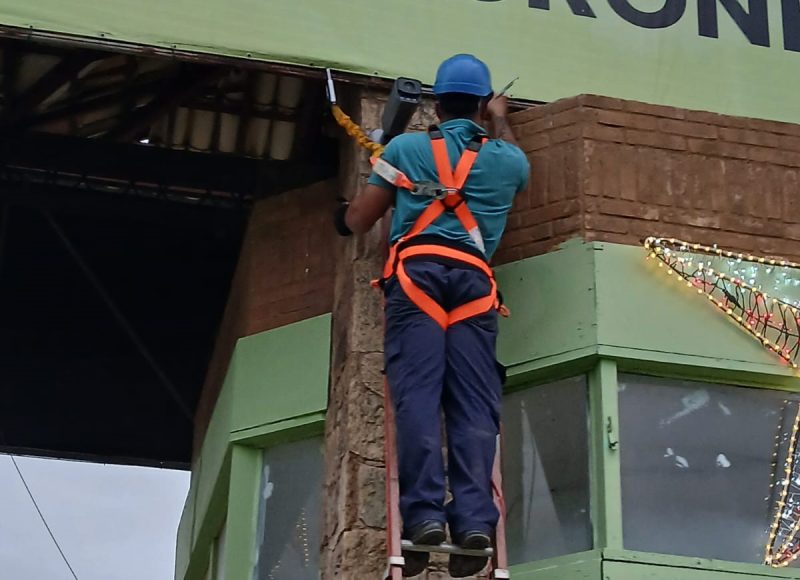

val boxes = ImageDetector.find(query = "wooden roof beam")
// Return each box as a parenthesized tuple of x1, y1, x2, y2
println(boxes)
(105, 65, 221, 142)
(2, 51, 102, 124)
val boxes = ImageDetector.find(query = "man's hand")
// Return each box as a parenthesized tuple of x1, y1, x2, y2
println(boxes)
(333, 198, 353, 237)
(485, 95, 509, 121)
(484, 95, 519, 147)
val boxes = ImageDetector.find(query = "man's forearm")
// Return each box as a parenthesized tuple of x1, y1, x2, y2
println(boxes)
(488, 113, 519, 147)
(340, 183, 394, 235)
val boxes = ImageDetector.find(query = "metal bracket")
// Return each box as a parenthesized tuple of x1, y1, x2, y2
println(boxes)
(325, 68, 337, 105)
(401, 539, 493, 557)
(606, 416, 619, 451)
(411, 181, 457, 200)
(383, 555, 405, 580)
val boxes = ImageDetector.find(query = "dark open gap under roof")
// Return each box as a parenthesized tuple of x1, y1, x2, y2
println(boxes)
(0, 37, 338, 468)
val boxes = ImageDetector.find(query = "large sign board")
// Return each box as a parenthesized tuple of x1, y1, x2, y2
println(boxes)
(2, 1, 799, 122)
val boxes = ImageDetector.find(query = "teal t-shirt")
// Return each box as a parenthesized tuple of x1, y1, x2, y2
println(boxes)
(367, 119, 530, 260)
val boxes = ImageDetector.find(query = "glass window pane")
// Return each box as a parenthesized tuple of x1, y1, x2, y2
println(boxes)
(253, 437, 324, 580)
(502, 376, 592, 564)
(619, 374, 799, 564)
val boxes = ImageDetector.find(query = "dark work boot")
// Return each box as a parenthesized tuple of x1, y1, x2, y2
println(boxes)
(448, 530, 492, 578)
(402, 520, 446, 577)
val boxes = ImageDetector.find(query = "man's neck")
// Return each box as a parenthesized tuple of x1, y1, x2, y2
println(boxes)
(439, 114, 484, 126)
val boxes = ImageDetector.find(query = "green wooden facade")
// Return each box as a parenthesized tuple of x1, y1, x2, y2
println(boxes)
(176, 241, 800, 580)
(176, 315, 330, 580)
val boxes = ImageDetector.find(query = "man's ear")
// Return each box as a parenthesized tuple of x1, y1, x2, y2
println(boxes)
(479, 95, 492, 120)
(435, 101, 443, 121)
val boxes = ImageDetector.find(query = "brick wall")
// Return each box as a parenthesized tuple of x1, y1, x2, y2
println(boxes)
(498, 95, 800, 264)
(193, 179, 337, 452)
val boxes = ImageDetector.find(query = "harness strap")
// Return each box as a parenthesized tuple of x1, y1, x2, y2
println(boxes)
(394, 245, 500, 330)
(431, 132, 484, 191)
(431, 132, 486, 253)
(399, 244, 493, 278)
(396, 261, 449, 329)
(373, 126, 508, 327)
(370, 157, 416, 191)
(431, 136, 454, 189)
(378, 202, 447, 283)
(453, 138, 484, 189)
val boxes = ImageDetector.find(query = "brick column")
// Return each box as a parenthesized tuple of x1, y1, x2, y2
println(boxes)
(193, 179, 337, 453)
(320, 88, 388, 579)
(499, 94, 800, 265)
(320, 92, 438, 579)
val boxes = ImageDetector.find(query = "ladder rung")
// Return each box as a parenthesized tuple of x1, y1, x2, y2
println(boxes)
(400, 539, 494, 557)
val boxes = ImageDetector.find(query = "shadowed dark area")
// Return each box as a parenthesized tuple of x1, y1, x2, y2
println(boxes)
(0, 196, 245, 468)
(0, 36, 337, 468)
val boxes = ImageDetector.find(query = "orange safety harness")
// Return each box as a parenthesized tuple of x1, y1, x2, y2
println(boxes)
(372, 127, 509, 330)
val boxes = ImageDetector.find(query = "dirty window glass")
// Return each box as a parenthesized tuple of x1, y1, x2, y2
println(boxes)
(502, 376, 592, 564)
(253, 437, 324, 580)
(619, 374, 800, 564)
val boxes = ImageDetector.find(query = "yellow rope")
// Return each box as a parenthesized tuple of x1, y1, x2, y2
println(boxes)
(331, 104, 384, 158)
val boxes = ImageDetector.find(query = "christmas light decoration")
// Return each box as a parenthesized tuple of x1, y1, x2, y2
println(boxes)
(265, 507, 313, 579)
(643, 237, 800, 370)
(764, 402, 800, 567)
(642, 237, 800, 568)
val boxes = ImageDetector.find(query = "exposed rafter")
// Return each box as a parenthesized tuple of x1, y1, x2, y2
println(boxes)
(20, 69, 175, 130)
(2, 51, 101, 124)
(105, 66, 221, 142)
(0, 131, 338, 206)
(235, 71, 257, 156)
(291, 84, 326, 161)
(183, 95, 295, 122)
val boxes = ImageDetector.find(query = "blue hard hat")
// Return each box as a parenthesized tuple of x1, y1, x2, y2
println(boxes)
(433, 54, 492, 97)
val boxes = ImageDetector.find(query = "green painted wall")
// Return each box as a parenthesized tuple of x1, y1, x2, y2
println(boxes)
(603, 560, 800, 580)
(194, 373, 235, 545)
(604, 551, 800, 580)
(507, 550, 800, 580)
(496, 241, 797, 386)
(593, 243, 785, 373)
(496, 239, 597, 370)
(177, 243, 800, 580)
(175, 481, 195, 580)
(603, 562, 769, 579)
(220, 446, 262, 580)
(4, 1, 800, 123)
(509, 550, 602, 580)
(230, 315, 330, 436)
(175, 314, 330, 580)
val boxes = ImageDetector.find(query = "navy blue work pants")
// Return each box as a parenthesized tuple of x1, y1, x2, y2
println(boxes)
(384, 259, 502, 538)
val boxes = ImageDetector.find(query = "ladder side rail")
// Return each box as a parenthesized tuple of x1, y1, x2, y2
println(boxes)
(384, 379, 405, 580)
(490, 431, 510, 579)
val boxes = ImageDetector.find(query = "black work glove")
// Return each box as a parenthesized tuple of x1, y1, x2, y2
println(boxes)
(333, 198, 353, 237)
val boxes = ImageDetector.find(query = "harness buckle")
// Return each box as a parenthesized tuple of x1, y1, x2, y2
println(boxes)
(411, 181, 458, 200)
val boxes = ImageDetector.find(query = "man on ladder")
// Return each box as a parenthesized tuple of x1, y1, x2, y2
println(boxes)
(334, 54, 529, 577)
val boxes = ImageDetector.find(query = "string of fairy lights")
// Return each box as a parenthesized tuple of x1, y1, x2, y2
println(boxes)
(266, 507, 312, 580)
(765, 401, 793, 564)
(765, 403, 800, 567)
(643, 237, 800, 568)
(644, 237, 800, 370)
